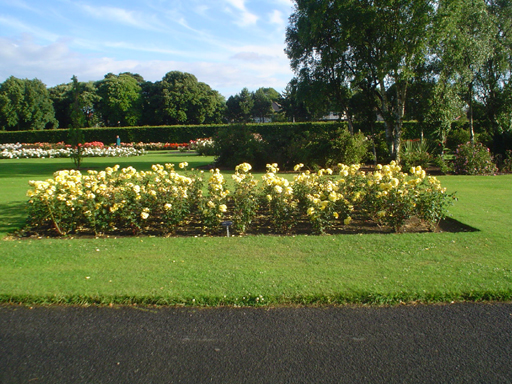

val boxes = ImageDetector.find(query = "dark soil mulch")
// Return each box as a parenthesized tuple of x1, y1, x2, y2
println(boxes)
(10, 213, 477, 240)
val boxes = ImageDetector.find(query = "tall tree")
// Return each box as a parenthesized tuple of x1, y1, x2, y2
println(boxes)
(49, 80, 100, 128)
(279, 80, 314, 122)
(68, 76, 85, 169)
(149, 71, 225, 125)
(475, 0, 512, 135)
(95, 73, 143, 126)
(252, 87, 280, 123)
(286, 0, 435, 160)
(0, 76, 57, 131)
(434, 0, 496, 142)
(226, 88, 254, 123)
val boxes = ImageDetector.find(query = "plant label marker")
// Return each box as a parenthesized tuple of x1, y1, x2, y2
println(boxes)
(221, 221, 233, 237)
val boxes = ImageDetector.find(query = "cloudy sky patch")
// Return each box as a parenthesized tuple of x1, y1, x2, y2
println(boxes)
(0, 0, 295, 97)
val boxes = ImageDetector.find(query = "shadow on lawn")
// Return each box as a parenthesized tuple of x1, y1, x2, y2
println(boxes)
(437, 217, 479, 233)
(0, 201, 27, 235)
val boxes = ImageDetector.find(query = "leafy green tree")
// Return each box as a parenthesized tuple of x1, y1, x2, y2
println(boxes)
(434, 0, 496, 142)
(148, 71, 225, 125)
(252, 87, 280, 122)
(95, 73, 143, 126)
(226, 88, 254, 123)
(68, 76, 85, 169)
(475, 0, 512, 135)
(0, 76, 57, 131)
(278, 80, 314, 122)
(286, 0, 435, 160)
(49, 80, 100, 128)
(49, 83, 73, 128)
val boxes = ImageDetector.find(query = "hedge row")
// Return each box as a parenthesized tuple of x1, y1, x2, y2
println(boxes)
(0, 121, 435, 145)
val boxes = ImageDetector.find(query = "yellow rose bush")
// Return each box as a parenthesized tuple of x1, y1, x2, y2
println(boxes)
(261, 163, 297, 233)
(26, 161, 455, 236)
(198, 168, 229, 234)
(293, 165, 353, 234)
(231, 163, 259, 234)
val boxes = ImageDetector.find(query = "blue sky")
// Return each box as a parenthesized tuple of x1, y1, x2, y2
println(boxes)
(0, 0, 295, 97)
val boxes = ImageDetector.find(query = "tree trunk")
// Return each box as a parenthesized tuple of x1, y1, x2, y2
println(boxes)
(469, 82, 475, 143)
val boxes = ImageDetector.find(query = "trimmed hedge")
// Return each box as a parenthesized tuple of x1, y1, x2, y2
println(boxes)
(0, 125, 221, 145)
(0, 121, 458, 146)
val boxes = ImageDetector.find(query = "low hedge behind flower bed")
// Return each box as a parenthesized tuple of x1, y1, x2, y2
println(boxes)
(25, 160, 456, 237)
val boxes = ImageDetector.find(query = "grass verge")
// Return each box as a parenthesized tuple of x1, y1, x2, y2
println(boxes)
(1, 154, 511, 306)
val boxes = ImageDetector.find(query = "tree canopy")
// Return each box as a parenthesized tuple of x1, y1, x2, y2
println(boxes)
(0, 77, 57, 131)
(285, 0, 512, 159)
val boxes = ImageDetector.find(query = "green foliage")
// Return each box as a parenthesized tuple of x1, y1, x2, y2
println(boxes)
(0, 76, 57, 131)
(231, 163, 259, 234)
(96, 73, 143, 127)
(501, 150, 512, 173)
(400, 140, 433, 171)
(446, 126, 471, 151)
(150, 71, 225, 125)
(214, 124, 266, 169)
(226, 88, 254, 123)
(453, 142, 498, 175)
(327, 129, 369, 166)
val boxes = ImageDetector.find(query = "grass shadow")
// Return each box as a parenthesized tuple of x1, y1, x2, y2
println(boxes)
(437, 216, 480, 233)
(0, 201, 28, 235)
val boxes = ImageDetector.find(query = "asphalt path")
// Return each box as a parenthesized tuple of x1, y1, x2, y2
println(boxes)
(1, 302, 511, 383)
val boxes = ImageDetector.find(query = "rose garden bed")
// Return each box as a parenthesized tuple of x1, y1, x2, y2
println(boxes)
(22, 161, 459, 239)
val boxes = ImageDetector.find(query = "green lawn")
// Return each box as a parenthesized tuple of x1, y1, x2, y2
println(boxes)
(0, 153, 511, 306)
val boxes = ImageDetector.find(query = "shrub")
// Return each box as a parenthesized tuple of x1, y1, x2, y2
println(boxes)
(231, 163, 259, 234)
(260, 163, 298, 233)
(453, 142, 498, 175)
(326, 129, 369, 166)
(214, 125, 266, 169)
(400, 140, 432, 171)
(500, 150, 512, 173)
(446, 127, 470, 151)
(26, 161, 455, 236)
(190, 138, 216, 156)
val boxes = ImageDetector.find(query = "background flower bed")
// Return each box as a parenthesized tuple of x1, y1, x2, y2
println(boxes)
(24, 161, 456, 238)
(1, 142, 145, 159)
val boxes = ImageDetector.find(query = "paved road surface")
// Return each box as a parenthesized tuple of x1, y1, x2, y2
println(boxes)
(1, 303, 511, 383)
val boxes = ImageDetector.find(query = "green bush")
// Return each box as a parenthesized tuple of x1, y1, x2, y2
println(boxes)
(500, 150, 512, 173)
(400, 140, 432, 171)
(326, 129, 369, 166)
(213, 125, 267, 169)
(446, 126, 470, 151)
(453, 142, 498, 175)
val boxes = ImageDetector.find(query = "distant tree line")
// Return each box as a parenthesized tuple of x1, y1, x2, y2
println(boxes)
(0, 71, 284, 131)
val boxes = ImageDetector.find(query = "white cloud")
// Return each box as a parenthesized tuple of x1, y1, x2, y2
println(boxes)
(224, 0, 246, 11)
(76, 4, 167, 32)
(269, 9, 285, 28)
(223, 0, 259, 27)
(230, 52, 274, 61)
(0, 36, 293, 97)
(274, 0, 294, 7)
(0, 16, 59, 42)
